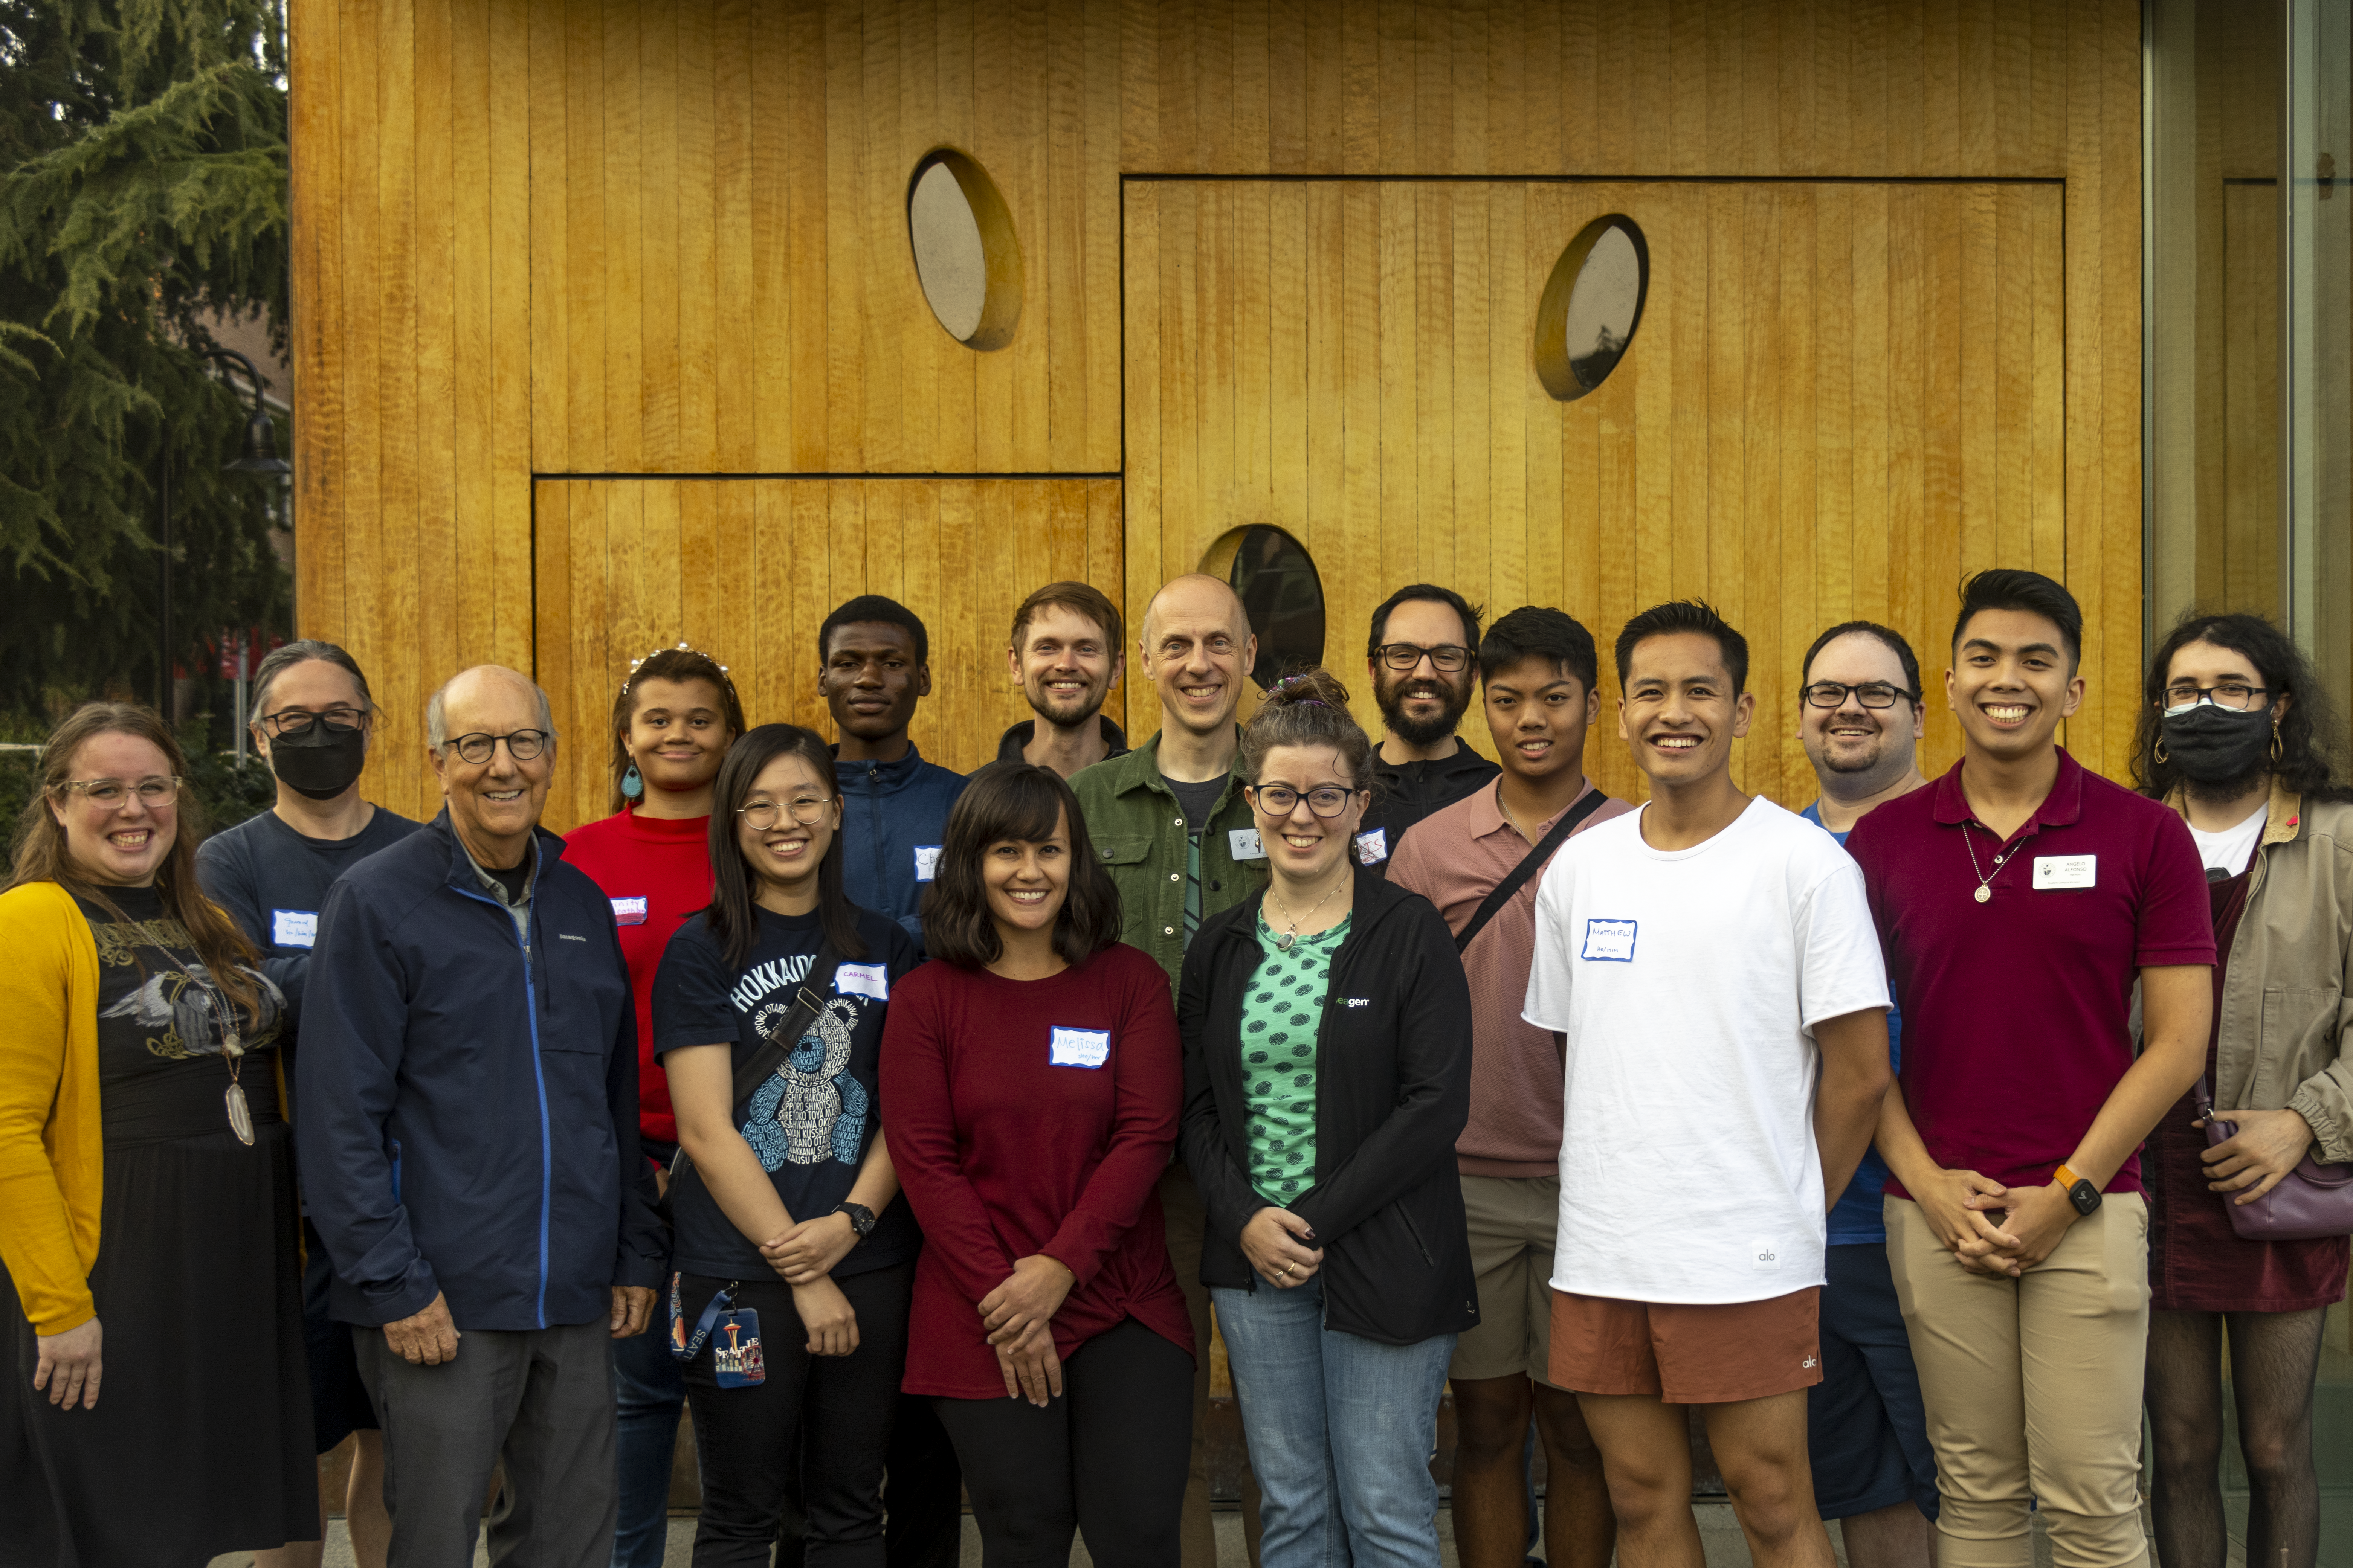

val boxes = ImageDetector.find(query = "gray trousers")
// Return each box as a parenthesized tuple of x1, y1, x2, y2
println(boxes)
(354, 1318, 620, 1568)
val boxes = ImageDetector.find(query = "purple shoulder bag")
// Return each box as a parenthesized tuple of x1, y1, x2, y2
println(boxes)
(2196, 1078, 2353, 1241)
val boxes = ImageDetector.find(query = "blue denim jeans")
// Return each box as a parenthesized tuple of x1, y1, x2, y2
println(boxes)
(1212, 1271, 1456, 1568)
(609, 1320, 687, 1568)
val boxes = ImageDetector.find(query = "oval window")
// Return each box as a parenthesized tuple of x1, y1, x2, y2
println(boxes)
(1533, 215, 1649, 400)
(907, 149, 1023, 351)
(1220, 526, 1326, 688)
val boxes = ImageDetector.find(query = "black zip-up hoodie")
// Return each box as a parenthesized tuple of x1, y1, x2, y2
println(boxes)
(1178, 864, 1478, 1345)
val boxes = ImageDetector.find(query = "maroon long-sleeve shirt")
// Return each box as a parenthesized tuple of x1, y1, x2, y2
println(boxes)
(881, 942, 1195, 1399)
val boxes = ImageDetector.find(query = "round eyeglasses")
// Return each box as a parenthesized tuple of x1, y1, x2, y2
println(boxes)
(443, 729, 551, 764)
(739, 797, 834, 831)
(1800, 682, 1916, 711)
(1247, 784, 1361, 819)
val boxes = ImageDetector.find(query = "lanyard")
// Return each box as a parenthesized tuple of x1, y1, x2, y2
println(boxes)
(667, 1273, 741, 1364)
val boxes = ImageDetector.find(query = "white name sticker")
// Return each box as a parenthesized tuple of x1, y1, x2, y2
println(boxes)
(1580, 918, 1638, 962)
(913, 845, 945, 882)
(2032, 854, 2098, 891)
(1354, 828, 1389, 865)
(1228, 828, 1267, 862)
(270, 909, 319, 949)
(1049, 1027, 1112, 1069)
(610, 896, 649, 927)
(835, 961, 889, 1002)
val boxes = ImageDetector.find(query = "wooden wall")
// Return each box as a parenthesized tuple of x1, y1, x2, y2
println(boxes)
(290, 0, 2146, 827)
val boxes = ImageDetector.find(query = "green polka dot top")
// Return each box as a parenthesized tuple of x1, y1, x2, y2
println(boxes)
(1239, 911, 1349, 1205)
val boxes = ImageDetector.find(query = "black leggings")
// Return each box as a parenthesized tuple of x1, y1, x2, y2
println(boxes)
(931, 1318, 1193, 1568)
(2145, 1306, 2330, 1568)
(678, 1263, 914, 1568)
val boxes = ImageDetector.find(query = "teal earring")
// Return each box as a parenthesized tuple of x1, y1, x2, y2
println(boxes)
(622, 763, 644, 801)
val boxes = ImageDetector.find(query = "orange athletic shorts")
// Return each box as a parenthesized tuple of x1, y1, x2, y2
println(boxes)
(1547, 1286, 1823, 1405)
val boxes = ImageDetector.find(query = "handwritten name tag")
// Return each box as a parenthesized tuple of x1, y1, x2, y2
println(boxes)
(834, 962, 889, 1002)
(610, 896, 649, 926)
(2032, 855, 2097, 891)
(1049, 1027, 1112, 1068)
(1228, 828, 1267, 862)
(1580, 918, 1638, 962)
(271, 909, 318, 949)
(913, 845, 945, 882)
(1354, 828, 1389, 865)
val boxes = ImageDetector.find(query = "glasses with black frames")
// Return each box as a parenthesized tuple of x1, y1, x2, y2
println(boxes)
(1247, 784, 1363, 819)
(1800, 682, 1916, 711)
(2160, 681, 2269, 714)
(443, 730, 551, 764)
(258, 706, 368, 738)
(1374, 643, 1472, 674)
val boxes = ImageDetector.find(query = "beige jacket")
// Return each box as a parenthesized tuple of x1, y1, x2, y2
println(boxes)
(2171, 780, 2353, 1164)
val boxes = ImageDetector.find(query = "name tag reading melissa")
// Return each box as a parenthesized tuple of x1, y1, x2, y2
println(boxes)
(913, 845, 945, 882)
(270, 909, 319, 949)
(834, 961, 889, 1002)
(1049, 1027, 1112, 1068)
(2032, 854, 2097, 891)
(1580, 918, 1638, 962)
(1228, 828, 1267, 862)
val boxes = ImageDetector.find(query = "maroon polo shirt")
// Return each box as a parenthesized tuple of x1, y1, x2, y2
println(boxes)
(1842, 748, 2213, 1197)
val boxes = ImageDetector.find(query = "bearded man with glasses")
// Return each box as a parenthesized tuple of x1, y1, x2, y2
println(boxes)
(298, 665, 666, 1567)
(1355, 584, 1500, 870)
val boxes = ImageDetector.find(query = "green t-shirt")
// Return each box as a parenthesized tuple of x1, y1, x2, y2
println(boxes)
(1240, 912, 1349, 1204)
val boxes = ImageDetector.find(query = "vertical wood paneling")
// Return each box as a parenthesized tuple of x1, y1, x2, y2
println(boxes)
(293, 0, 2147, 816)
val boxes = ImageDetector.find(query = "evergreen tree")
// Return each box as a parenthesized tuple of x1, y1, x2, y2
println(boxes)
(0, 0, 291, 716)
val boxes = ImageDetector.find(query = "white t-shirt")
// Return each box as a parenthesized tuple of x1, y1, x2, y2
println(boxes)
(2188, 802, 2267, 877)
(1523, 795, 1889, 1304)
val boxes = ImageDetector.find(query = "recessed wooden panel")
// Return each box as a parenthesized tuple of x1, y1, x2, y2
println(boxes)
(530, 476, 1122, 832)
(1126, 178, 2072, 808)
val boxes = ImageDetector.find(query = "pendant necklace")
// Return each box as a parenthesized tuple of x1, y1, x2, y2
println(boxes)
(160, 946, 253, 1145)
(1267, 879, 1345, 951)
(1961, 821, 2028, 906)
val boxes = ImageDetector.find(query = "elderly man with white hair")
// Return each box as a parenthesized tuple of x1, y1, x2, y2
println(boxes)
(299, 665, 666, 1568)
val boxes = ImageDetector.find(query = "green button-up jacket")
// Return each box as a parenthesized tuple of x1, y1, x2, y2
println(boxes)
(1069, 731, 1270, 989)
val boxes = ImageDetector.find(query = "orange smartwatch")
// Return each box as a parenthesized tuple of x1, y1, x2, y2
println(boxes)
(2053, 1164, 2102, 1217)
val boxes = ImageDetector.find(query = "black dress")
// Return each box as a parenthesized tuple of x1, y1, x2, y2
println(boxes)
(1, 886, 315, 1567)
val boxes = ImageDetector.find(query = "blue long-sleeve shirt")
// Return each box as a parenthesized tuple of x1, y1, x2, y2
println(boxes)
(834, 744, 968, 944)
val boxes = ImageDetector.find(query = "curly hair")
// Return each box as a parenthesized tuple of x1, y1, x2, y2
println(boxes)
(609, 645, 747, 815)
(2132, 611, 2352, 803)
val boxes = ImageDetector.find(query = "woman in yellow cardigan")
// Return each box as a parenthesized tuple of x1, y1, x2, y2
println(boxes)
(1, 703, 313, 1565)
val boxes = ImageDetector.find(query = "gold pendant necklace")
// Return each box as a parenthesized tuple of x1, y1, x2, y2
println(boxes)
(1962, 821, 2028, 906)
(1268, 878, 1345, 951)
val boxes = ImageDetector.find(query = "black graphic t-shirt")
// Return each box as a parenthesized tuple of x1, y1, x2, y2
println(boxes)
(77, 885, 286, 1144)
(652, 904, 922, 1279)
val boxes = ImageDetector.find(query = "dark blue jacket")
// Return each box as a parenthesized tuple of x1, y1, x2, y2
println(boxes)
(834, 744, 968, 943)
(297, 811, 667, 1331)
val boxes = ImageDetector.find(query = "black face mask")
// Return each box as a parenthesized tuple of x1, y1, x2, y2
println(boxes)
(269, 723, 369, 801)
(2158, 702, 2271, 785)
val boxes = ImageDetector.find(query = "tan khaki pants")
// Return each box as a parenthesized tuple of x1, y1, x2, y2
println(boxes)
(1884, 1195, 2152, 1568)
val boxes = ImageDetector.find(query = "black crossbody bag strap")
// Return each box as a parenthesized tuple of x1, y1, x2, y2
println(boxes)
(669, 938, 841, 1193)
(1453, 792, 1608, 955)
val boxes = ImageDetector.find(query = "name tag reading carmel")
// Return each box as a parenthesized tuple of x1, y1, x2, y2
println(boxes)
(913, 845, 945, 882)
(610, 896, 649, 926)
(1228, 828, 1267, 862)
(271, 909, 319, 949)
(2032, 854, 2097, 891)
(1049, 1027, 1111, 1069)
(1580, 918, 1638, 962)
(834, 961, 889, 1002)
(1353, 828, 1389, 865)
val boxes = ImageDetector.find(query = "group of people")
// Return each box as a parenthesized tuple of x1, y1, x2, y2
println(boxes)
(1, 564, 2345, 1568)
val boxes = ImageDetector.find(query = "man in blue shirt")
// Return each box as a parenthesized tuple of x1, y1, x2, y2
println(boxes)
(1793, 621, 1938, 1568)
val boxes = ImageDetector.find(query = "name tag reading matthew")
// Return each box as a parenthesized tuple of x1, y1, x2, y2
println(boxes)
(1049, 1027, 1111, 1069)
(2032, 855, 2097, 891)
(1228, 828, 1267, 862)
(834, 962, 889, 1002)
(271, 909, 319, 949)
(912, 845, 945, 882)
(610, 896, 649, 927)
(1354, 828, 1389, 865)
(1580, 918, 1638, 962)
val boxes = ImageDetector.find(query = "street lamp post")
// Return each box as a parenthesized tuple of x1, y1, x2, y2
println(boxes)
(156, 348, 292, 718)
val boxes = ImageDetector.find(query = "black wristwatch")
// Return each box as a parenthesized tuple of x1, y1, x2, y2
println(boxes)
(2053, 1164, 2101, 1217)
(831, 1202, 877, 1242)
